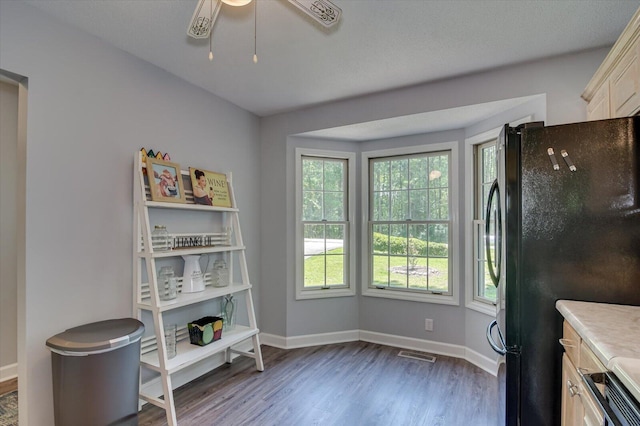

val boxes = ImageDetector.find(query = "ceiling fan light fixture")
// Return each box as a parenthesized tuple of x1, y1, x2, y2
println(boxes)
(221, 0, 253, 6)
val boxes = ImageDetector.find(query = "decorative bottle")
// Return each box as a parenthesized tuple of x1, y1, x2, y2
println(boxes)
(222, 295, 236, 331)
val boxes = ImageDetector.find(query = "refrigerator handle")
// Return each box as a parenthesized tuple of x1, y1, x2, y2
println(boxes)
(485, 179, 502, 287)
(487, 320, 507, 356)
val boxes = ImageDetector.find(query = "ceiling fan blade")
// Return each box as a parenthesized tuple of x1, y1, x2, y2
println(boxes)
(187, 0, 223, 39)
(288, 0, 342, 28)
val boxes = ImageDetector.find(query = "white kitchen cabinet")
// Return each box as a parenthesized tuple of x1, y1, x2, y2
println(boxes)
(583, 7, 640, 119)
(133, 153, 263, 426)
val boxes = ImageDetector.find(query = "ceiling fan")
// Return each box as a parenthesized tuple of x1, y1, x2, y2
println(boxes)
(187, 0, 342, 61)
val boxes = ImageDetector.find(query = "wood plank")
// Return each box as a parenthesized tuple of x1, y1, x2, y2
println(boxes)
(138, 342, 499, 425)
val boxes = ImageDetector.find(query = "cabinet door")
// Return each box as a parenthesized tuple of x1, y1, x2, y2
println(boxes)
(561, 354, 584, 426)
(582, 390, 604, 426)
(587, 82, 610, 121)
(562, 321, 581, 367)
(610, 40, 640, 118)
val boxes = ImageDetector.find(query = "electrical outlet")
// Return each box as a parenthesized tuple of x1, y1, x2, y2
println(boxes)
(425, 318, 433, 331)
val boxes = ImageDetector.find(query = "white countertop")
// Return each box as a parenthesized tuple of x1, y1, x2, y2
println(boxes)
(556, 300, 640, 402)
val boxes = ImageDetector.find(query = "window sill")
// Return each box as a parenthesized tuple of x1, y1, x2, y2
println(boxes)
(466, 300, 497, 316)
(296, 287, 356, 300)
(362, 287, 458, 305)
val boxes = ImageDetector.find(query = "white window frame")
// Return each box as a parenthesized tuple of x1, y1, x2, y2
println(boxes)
(361, 142, 459, 305)
(295, 148, 356, 300)
(464, 117, 532, 315)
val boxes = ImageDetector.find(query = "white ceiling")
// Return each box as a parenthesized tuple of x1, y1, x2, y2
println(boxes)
(21, 0, 640, 140)
(23, 0, 638, 120)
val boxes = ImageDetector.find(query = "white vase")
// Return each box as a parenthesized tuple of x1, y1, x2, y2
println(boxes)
(182, 255, 205, 293)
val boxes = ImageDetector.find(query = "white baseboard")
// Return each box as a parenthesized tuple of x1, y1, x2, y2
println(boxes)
(261, 330, 499, 376)
(260, 330, 359, 349)
(359, 330, 467, 359)
(0, 363, 18, 381)
(464, 346, 500, 376)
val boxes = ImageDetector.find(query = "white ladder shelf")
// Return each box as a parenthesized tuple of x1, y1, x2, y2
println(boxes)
(133, 153, 263, 425)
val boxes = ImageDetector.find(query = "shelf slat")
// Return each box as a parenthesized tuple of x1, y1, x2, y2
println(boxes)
(144, 200, 238, 213)
(137, 283, 251, 312)
(137, 245, 245, 258)
(140, 326, 259, 374)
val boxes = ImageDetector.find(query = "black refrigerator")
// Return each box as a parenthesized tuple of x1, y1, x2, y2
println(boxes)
(485, 117, 640, 425)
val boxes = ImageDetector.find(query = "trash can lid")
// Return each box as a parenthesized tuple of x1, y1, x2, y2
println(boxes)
(46, 318, 145, 354)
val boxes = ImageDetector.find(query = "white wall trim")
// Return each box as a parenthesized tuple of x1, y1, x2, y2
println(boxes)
(261, 330, 499, 376)
(260, 330, 360, 349)
(0, 363, 18, 381)
(464, 346, 500, 377)
(359, 330, 466, 359)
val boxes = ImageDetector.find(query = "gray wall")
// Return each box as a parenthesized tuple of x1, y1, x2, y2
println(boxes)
(0, 80, 18, 374)
(259, 47, 609, 361)
(0, 2, 260, 424)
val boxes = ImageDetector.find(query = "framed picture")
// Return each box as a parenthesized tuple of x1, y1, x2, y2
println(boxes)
(189, 168, 232, 208)
(146, 157, 186, 203)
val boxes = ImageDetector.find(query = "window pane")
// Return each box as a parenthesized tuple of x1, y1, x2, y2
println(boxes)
(428, 257, 448, 292)
(302, 158, 323, 191)
(304, 224, 325, 255)
(409, 189, 428, 221)
(390, 190, 408, 221)
(372, 224, 389, 254)
(428, 155, 448, 188)
(303, 190, 323, 221)
(409, 157, 428, 189)
(408, 256, 428, 290)
(324, 192, 344, 221)
(326, 252, 345, 285)
(390, 160, 408, 190)
(373, 161, 389, 191)
(324, 160, 344, 192)
(482, 145, 496, 183)
(372, 255, 389, 286)
(372, 191, 390, 221)
(428, 224, 448, 255)
(389, 255, 408, 288)
(428, 188, 449, 220)
(481, 183, 492, 220)
(304, 254, 325, 287)
(390, 224, 407, 255)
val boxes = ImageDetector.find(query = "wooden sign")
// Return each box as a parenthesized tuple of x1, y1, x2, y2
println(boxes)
(189, 168, 232, 208)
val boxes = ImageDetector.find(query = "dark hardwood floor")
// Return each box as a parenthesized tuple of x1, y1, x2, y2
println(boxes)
(138, 342, 499, 426)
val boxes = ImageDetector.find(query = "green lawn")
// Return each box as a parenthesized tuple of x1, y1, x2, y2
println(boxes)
(371, 254, 449, 292)
(304, 247, 449, 292)
(304, 247, 498, 302)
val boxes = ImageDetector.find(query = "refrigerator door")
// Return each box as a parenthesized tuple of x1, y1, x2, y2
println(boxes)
(513, 117, 640, 425)
(486, 125, 520, 426)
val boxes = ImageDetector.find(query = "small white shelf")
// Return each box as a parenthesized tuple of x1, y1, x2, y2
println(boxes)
(140, 325, 259, 374)
(137, 283, 252, 312)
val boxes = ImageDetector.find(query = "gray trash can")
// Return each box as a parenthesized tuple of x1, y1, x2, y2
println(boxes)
(46, 318, 145, 426)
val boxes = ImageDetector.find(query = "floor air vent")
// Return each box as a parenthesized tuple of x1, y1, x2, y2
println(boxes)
(398, 350, 436, 363)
